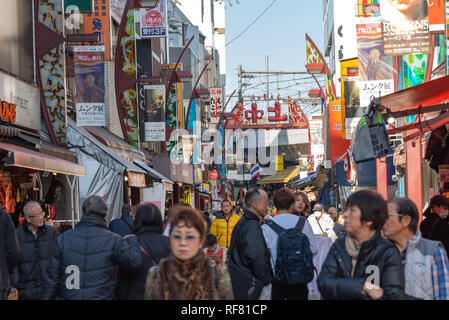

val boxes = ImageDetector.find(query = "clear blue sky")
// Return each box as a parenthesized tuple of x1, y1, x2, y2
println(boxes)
(224, 0, 324, 108)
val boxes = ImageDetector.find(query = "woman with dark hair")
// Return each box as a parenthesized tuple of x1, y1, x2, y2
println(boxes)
(116, 203, 171, 300)
(293, 191, 311, 217)
(144, 205, 233, 300)
(317, 190, 405, 300)
(420, 195, 449, 254)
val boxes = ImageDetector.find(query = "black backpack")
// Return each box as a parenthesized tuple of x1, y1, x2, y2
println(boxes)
(266, 217, 314, 286)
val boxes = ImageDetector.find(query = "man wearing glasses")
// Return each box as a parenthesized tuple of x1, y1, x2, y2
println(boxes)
(383, 198, 449, 300)
(10, 201, 58, 300)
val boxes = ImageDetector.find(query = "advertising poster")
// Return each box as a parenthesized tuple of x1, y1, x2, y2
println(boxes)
(140, 0, 168, 38)
(74, 46, 105, 126)
(342, 78, 362, 139)
(84, 0, 111, 60)
(310, 118, 325, 171)
(379, 0, 430, 56)
(357, 0, 380, 18)
(110, 0, 127, 24)
(209, 88, 223, 123)
(144, 85, 165, 141)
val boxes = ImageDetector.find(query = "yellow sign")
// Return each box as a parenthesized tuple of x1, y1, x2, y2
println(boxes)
(276, 155, 284, 172)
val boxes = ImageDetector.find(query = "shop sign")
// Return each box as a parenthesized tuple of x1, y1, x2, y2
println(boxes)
(209, 88, 223, 123)
(65, 0, 93, 12)
(140, 0, 168, 38)
(0, 72, 40, 131)
(393, 144, 406, 166)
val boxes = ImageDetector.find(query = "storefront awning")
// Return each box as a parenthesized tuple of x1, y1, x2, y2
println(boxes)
(0, 142, 86, 176)
(134, 160, 174, 184)
(288, 173, 316, 187)
(380, 75, 449, 116)
(258, 166, 300, 184)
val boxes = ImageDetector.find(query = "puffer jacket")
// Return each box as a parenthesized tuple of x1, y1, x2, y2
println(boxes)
(41, 214, 143, 300)
(116, 225, 171, 300)
(210, 211, 240, 248)
(10, 221, 58, 300)
(227, 209, 273, 286)
(109, 214, 134, 237)
(0, 209, 20, 292)
(317, 231, 405, 300)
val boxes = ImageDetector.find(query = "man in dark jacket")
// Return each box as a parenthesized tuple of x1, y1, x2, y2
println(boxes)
(41, 195, 143, 300)
(227, 187, 273, 300)
(421, 195, 449, 254)
(317, 190, 405, 300)
(10, 201, 58, 300)
(0, 205, 20, 300)
(109, 204, 134, 237)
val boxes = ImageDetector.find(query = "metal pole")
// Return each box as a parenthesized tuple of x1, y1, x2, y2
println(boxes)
(238, 64, 242, 102)
(266, 55, 269, 109)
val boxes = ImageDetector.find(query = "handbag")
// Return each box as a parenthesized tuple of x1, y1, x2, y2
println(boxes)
(227, 260, 264, 300)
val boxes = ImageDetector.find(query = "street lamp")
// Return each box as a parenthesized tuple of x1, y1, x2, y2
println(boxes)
(306, 63, 325, 74)
(308, 89, 324, 99)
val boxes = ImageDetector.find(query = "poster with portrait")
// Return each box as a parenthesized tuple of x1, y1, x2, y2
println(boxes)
(144, 85, 165, 141)
(343, 77, 363, 139)
(379, 0, 430, 56)
(74, 46, 105, 126)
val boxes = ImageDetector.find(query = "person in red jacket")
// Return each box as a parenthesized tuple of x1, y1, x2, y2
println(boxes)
(204, 234, 227, 264)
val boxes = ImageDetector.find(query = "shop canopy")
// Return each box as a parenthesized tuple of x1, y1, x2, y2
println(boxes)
(258, 166, 300, 184)
(0, 141, 86, 176)
(380, 75, 449, 117)
(288, 173, 316, 188)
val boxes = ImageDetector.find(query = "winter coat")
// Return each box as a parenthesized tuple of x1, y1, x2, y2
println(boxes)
(41, 214, 143, 300)
(116, 225, 171, 300)
(317, 231, 405, 300)
(308, 211, 337, 241)
(10, 221, 58, 300)
(227, 209, 273, 287)
(0, 209, 20, 292)
(109, 214, 134, 237)
(210, 211, 240, 248)
(420, 213, 449, 255)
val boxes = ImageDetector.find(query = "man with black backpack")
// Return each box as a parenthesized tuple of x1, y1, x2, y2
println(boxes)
(262, 188, 317, 300)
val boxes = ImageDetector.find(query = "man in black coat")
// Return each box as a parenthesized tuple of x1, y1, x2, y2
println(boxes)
(109, 204, 134, 237)
(317, 190, 404, 300)
(0, 205, 20, 300)
(10, 201, 58, 300)
(227, 187, 273, 300)
(41, 195, 143, 300)
(421, 195, 449, 254)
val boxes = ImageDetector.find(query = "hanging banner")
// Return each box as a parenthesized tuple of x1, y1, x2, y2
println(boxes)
(142, 183, 167, 219)
(428, 0, 445, 31)
(144, 85, 166, 141)
(342, 77, 362, 139)
(140, 0, 168, 38)
(84, 0, 111, 60)
(379, 0, 430, 56)
(110, 0, 127, 24)
(74, 46, 106, 126)
(340, 58, 359, 140)
(310, 117, 325, 171)
(209, 88, 224, 123)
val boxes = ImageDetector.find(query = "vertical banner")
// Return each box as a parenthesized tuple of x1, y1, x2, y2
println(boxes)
(166, 83, 178, 153)
(38, 0, 66, 143)
(110, 0, 127, 24)
(379, 0, 430, 56)
(140, 0, 168, 38)
(329, 99, 350, 164)
(209, 88, 223, 123)
(74, 46, 106, 126)
(84, 0, 111, 60)
(310, 117, 325, 171)
(343, 77, 362, 139)
(356, 20, 394, 106)
(144, 85, 166, 141)
(121, 9, 139, 146)
(428, 0, 445, 32)
(136, 39, 153, 142)
(340, 58, 359, 139)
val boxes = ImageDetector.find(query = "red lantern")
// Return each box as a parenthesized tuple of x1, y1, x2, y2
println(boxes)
(209, 171, 218, 180)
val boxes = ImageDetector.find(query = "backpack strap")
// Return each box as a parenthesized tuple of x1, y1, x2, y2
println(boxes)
(266, 219, 285, 235)
(294, 216, 306, 232)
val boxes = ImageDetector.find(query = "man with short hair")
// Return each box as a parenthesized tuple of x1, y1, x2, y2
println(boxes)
(41, 195, 143, 300)
(420, 195, 449, 255)
(328, 206, 338, 222)
(10, 201, 58, 300)
(0, 204, 19, 300)
(210, 199, 240, 248)
(308, 203, 337, 241)
(109, 204, 134, 237)
(262, 188, 317, 300)
(383, 197, 449, 300)
(227, 188, 273, 300)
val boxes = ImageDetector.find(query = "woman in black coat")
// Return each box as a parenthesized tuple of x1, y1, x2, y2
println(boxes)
(317, 190, 405, 300)
(117, 203, 171, 300)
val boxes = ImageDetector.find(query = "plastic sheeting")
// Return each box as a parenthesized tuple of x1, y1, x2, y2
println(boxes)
(67, 125, 124, 223)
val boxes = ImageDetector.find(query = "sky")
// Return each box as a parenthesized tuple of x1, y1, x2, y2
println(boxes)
(224, 0, 325, 111)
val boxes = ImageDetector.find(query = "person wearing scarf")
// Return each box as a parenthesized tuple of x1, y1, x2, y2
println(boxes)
(145, 205, 233, 300)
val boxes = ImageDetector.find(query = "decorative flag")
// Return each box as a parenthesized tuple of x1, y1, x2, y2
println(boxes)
(343, 151, 351, 182)
(251, 163, 262, 181)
